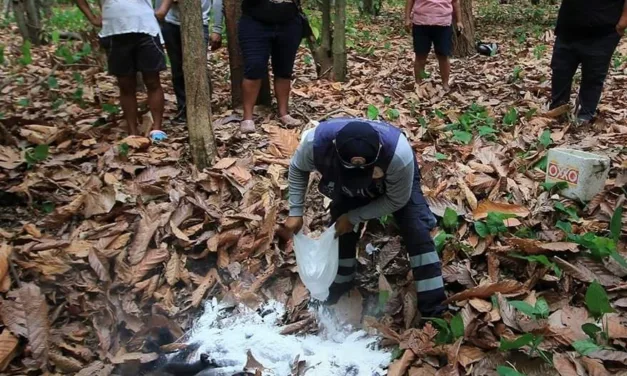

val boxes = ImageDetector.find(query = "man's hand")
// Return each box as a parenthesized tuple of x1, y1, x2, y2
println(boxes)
(210, 32, 222, 51)
(90, 14, 102, 27)
(155, 8, 168, 21)
(283, 216, 304, 237)
(405, 18, 412, 32)
(456, 22, 464, 33)
(618, 17, 627, 36)
(334, 214, 354, 238)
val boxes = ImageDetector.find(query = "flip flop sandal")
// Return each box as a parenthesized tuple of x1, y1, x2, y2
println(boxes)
(149, 130, 168, 143)
(240, 120, 256, 134)
(280, 115, 302, 127)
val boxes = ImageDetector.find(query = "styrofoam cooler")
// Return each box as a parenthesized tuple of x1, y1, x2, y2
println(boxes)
(545, 148, 611, 202)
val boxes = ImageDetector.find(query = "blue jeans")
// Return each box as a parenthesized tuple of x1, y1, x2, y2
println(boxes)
(550, 33, 621, 121)
(329, 160, 446, 316)
(238, 15, 302, 80)
(162, 22, 210, 113)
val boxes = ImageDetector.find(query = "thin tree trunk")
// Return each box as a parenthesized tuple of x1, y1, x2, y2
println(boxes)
(314, 0, 333, 77)
(180, 0, 217, 168)
(332, 0, 346, 81)
(12, 0, 30, 43)
(24, 0, 40, 45)
(3, 0, 11, 16)
(38, 0, 50, 18)
(224, 0, 271, 108)
(452, 0, 475, 57)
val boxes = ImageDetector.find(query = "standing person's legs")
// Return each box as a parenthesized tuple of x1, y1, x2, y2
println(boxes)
(239, 15, 272, 132)
(162, 22, 186, 120)
(271, 16, 303, 127)
(393, 160, 446, 317)
(433, 26, 453, 90)
(550, 36, 580, 111)
(577, 33, 621, 122)
(117, 75, 139, 135)
(412, 25, 431, 84)
(135, 34, 167, 137)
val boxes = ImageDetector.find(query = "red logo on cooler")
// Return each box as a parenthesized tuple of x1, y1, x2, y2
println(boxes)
(547, 162, 579, 184)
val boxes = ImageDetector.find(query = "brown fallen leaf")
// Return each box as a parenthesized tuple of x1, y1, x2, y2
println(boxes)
(226, 165, 252, 186)
(75, 361, 113, 376)
(212, 157, 237, 170)
(245, 349, 266, 373)
(110, 352, 159, 364)
(403, 287, 418, 330)
(128, 213, 161, 265)
(472, 200, 530, 220)
(0, 330, 19, 371)
(457, 346, 484, 368)
(165, 251, 182, 286)
(553, 353, 578, 376)
(264, 125, 300, 158)
(408, 364, 438, 376)
(588, 350, 627, 365)
(387, 349, 416, 376)
(50, 349, 83, 373)
(580, 357, 611, 376)
(443, 280, 524, 304)
(88, 248, 111, 282)
(131, 246, 169, 283)
(83, 186, 116, 218)
(0, 244, 10, 283)
(119, 135, 150, 149)
(17, 283, 50, 368)
(505, 238, 579, 254)
(458, 178, 478, 211)
(191, 269, 218, 307)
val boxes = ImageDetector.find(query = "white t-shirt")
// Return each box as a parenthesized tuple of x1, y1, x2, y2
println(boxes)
(99, 0, 161, 39)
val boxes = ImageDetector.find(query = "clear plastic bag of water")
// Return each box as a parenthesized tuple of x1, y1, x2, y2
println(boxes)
(293, 225, 339, 301)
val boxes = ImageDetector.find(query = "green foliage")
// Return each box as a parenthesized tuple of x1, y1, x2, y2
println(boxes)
(534, 155, 548, 171)
(475, 212, 516, 238)
(17, 98, 30, 107)
(435, 152, 448, 161)
(572, 339, 602, 356)
(434, 231, 453, 253)
(567, 232, 627, 268)
(503, 107, 518, 127)
(378, 290, 390, 310)
(582, 323, 602, 340)
(367, 104, 379, 120)
(449, 104, 497, 142)
(585, 281, 614, 320)
(102, 104, 121, 115)
(509, 297, 550, 320)
(452, 130, 473, 144)
(386, 108, 400, 121)
(427, 314, 464, 344)
(514, 226, 537, 239)
(499, 333, 535, 351)
(19, 41, 32, 65)
(442, 207, 459, 231)
(509, 66, 523, 83)
(554, 202, 579, 221)
(0, 44, 5, 65)
(47, 6, 91, 32)
(555, 220, 572, 235)
(379, 214, 393, 226)
(390, 346, 404, 361)
(497, 366, 526, 376)
(533, 45, 547, 60)
(610, 206, 623, 243)
(24, 145, 50, 167)
(118, 143, 130, 157)
(538, 129, 552, 148)
(47, 76, 59, 89)
(510, 253, 562, 278)
(56, 43, 92, 65)
(540, 181, 568, 192)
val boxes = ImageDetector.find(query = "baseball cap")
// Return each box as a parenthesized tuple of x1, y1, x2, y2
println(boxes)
(334, 121, 381, 189)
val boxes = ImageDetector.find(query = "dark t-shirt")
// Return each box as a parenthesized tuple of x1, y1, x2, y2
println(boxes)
(242, 0, 299, 24)
(555, 0, 623, 40)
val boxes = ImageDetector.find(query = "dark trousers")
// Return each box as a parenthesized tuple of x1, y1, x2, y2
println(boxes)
(161, 22, 210, 114)
(330, 161, 446, 316)
(550, 33, 621, 121)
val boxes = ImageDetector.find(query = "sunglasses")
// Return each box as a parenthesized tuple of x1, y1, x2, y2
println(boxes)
(333, 139, 382, 169)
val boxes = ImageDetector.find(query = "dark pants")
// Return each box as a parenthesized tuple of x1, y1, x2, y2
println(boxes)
(412, 25, 453, 57)
(100, 33, 166, 76)
(238, 15, 302, 80)
(162, 22, 210, 114)
(550, 33, 621, 121)
(330, 161, 446, 316)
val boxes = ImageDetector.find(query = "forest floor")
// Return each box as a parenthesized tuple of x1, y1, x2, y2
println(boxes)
(1, 1, 627, 375)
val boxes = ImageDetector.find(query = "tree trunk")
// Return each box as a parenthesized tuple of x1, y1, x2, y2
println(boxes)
(314, 0, 333, 78)
(224, 0, 271, 108)
(3, 0, 12, 17)
(452, 0, 475, 57)
(24, 0, 41, 45)
(332, 0, 346, 81)
(180, 0, 217, 168)
(37, 0, 50, 18)
(12, 0, 30, 43)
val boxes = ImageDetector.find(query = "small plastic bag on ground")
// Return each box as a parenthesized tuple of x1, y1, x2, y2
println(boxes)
(293, 225, 339, 301)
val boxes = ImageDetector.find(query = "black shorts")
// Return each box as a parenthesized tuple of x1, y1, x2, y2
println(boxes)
(412, 25, 453, 57)
(100, 33, 167, 77)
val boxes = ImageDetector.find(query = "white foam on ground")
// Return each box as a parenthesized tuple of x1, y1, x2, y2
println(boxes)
(187, 298, 390, 376)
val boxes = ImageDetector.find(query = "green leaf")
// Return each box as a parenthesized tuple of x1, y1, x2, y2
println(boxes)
(509, 301, 538, 318)
(555, 202, 580, 221)
(485, 212, 514, 235)
(610, 206, 623, 243)
(51, 30, 60, 44)
(510, 254, 562, 278)
(572, 339, 602, 356)
(451, 313, 464, 339)
(40, 201, 55, 214)
(386, 108, 400, 120)
(390, 346, 404, 361)
(118, 143, 130, 157)
(585, 281, 614, 319)
(534, 156, 548, 171)
(503, 107, 518, 126)
(383, 97, 391, 105)
(434, 231, 452, 253)
(367, 104, 379, 120)
(378, 290, 390, 308)
(499, 333, 534, 351)
(435, 152, 448, 161)
(0, 44, 5, 65)
(47, 76, 59, 89)
(535, 298, 550, 319)
(581, 323, 602, 340)
(442, 207, 459, 231)
(428, 318, 453, 344)
(540, 181, 568, 192)
(610, 251, 627, 269)
(475, 222, 489, 238)
(452, 130, 473, 144)
(556, 220, 572, 235)
(102, 103, 120, 114)
(497, 366, 526, 376)
(478, 126, 498, 137)
(24, 144, 49, 167)
(19, 41, 32, 65)
(17, 98, 30, 107)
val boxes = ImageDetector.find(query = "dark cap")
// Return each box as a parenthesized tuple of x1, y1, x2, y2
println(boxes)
(334, 121, 381, 189)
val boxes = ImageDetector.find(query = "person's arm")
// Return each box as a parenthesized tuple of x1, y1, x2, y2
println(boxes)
(288, 131, 316, 218)
(345, 138, 414, 225)
(155, 0, 174, 21)
(75, 0, 101, 27)
(405, 0, 416, 30)
(453, 0, 463, 30)
(618, 0, 627, 35)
